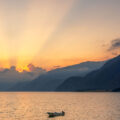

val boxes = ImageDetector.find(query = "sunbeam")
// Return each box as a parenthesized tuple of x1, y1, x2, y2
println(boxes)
(0, 0, 120, 70)
(16, 0, 76, 69)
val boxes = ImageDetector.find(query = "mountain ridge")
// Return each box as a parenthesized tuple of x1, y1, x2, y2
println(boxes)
(56, 55, 120, 91)
(9, 61, 105, 91)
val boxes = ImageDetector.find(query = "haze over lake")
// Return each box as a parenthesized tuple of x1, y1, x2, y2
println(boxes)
(0, 92, 120, 120)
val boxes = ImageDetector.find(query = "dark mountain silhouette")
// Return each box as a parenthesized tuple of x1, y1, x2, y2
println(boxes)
(113, 88, 120, 92)
(56, 55, 120, 91)
(9, 61, 105, 91)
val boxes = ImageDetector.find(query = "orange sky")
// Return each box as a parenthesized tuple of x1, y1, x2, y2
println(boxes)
(0, 0, 120, 71)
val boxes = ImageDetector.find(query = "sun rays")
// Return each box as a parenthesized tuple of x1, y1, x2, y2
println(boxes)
(0, 0, 120, 70)
(0, 0, 77, 70)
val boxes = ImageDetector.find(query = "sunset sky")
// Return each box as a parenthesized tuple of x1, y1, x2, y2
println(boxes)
(0, 0, 120, 71)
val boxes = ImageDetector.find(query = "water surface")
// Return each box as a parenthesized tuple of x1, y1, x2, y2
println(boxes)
(0, 92, 120, 120)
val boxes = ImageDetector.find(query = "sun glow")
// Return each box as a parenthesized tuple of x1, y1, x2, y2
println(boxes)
(16, 66, 30, 72)
(0, 0, 120, 69)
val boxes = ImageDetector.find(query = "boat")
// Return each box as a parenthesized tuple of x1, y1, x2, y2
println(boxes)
(47, 111, 65, 117)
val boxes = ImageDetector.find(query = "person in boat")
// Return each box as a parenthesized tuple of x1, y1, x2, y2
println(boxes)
(62, 111, 65, 115)
(47, 111, 65, 117)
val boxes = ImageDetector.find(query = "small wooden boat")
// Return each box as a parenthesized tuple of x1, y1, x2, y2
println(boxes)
(47, 111, 65, 117)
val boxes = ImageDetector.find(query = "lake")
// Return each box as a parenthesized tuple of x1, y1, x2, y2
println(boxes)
(0, 92, 120, 120)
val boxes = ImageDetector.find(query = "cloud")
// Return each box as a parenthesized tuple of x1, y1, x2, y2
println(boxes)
(53, 65, 61, 69)
(108, 38, 120, 51)
(27, 64, 35, 71)
(27, 64, 46, 73)
(0, 64, 46, 84)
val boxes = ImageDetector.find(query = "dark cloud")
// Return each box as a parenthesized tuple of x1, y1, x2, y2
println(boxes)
(108, 38, 120, 51)
(27, 64, 36, 71)
(0, 64, 46, 84)
(27, 64, 46, 73)
(10, 66, 17, 71)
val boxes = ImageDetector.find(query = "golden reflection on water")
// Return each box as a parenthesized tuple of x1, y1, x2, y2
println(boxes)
(0, 92, 120, 120)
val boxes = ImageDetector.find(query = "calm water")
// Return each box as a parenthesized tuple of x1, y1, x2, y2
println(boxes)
(0, 92, 120, 120)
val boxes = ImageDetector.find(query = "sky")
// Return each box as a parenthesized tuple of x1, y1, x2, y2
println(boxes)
(0, 0, 120, 71)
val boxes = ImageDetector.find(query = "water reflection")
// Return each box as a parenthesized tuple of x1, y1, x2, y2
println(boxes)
(0, 92, 119, 120)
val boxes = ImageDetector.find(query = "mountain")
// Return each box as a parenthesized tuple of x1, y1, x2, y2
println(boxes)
(56, 55, 120, 91)
(9, 61, 105, 91)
